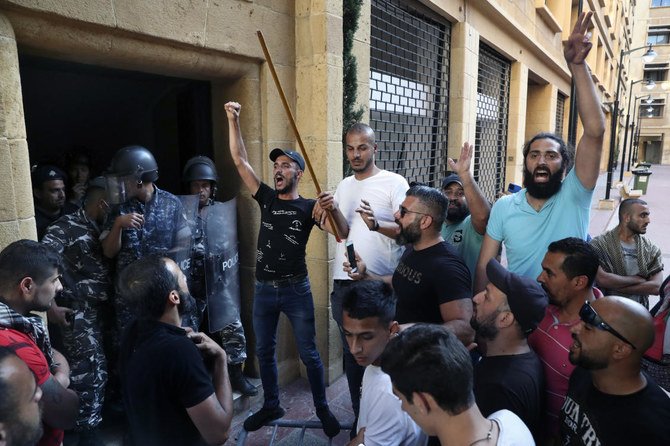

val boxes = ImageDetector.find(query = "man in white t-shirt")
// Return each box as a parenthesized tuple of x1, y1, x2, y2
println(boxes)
(381, 324, 535, 445)
(315, 123, 408, 432)
(340, 280, 426, 446)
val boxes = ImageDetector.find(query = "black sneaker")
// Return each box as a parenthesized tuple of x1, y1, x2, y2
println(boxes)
(243, 406, 286, 432)
(316, 406, 341, 438)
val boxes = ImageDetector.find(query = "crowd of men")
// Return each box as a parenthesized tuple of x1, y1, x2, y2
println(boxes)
(1, 9, 670, 446)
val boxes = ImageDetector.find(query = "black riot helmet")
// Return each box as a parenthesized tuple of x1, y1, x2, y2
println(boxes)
(182, 156, 218, 184)
(110, 145, 159, 184)
(105, 145, 159, 204)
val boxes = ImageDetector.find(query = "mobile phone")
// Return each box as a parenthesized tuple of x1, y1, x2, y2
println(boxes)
(346, 241, 358, 273)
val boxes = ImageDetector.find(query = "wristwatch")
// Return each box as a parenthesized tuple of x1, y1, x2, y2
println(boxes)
(370, 219, 380, 232)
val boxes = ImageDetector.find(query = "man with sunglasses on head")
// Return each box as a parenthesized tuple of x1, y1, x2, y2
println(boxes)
(347, 185, 473, 346)
(559, 296, 670, 445)
(41, 177, 112, 444)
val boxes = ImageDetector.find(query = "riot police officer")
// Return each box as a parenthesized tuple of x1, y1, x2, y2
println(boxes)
(183, 155, 256, 396)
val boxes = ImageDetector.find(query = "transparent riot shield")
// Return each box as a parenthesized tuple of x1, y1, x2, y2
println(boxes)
(203, 198, 241, 332)
(173, 195, 199, 279)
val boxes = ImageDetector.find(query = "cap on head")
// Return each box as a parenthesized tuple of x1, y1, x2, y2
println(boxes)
(486, 259, 548, 335)
(88, 176, 108, 191)
(109, 145, 159, 183)
(182, 155, 218, 184)
(31, 164, 67, 189)
(441, 173, 463, 189)
(270, 148, 305, 171)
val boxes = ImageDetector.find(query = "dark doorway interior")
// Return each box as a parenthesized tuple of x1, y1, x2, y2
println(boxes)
(19, 54, 213, 195)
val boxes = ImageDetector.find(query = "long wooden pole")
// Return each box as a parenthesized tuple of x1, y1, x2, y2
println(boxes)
(257, 30, 341, 242)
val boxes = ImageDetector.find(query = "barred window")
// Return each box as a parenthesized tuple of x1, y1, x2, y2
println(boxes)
(369, 0, 451, 186)
(474, 43, 511, 202)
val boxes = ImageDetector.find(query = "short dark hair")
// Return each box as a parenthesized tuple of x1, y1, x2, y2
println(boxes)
(117, 255, 178, 320)
(406, 185, 449, 228)
(341, 280, 396, 326)
(0, 346, 22, 423)
(0, 240, 61, 288)
(522, 132, 573, 171)
(547, 237, 599, 286)
(345, 123, 376, 144)
(380, 324, 474, 415)
(618, 198, 648, 221)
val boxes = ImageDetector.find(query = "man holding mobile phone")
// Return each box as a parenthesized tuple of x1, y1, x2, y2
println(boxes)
(315, 123, 409, 437)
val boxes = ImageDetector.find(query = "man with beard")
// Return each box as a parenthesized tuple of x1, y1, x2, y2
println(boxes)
(0, 240, 79, 446)
(347, 185, 473, 345)
(224, 102, 341, 437)
(474, 12, 605, 292)
(313, 122, 408, 434)
(32, 165, 78, 240)
(440, 142, 491, 283)
(528, 237, 599, 440)
(0, 347, 44, 446)
(119, 255, 233, 446)
(559, 296, 670, 445)
(590, 198, 663, 309)
(181, 155, 256, 396)
(471, 259, 547, 442)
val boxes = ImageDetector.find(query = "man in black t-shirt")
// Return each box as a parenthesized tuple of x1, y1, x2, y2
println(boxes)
(119, 256, 233, 446)
(225, 102, 340, 437)
(559, 296, 670, 445)
(472, 259, 548, 441)
(348, 185, 473, 346)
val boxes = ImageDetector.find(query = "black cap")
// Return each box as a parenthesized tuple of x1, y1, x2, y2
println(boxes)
(486, 259, 548, 335)
(270, 148, 305, 171)
(441, 173, 462, 189)
(32, 165, 67, 188)
(88, 176, 107, 191)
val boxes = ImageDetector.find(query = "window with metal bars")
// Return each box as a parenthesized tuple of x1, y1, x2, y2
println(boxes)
(556, 93, 566, 137)
(474, 43, 510, 202)
(368, 0, 450, 186)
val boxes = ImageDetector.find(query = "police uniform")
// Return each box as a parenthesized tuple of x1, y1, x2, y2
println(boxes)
(42, 208, 111, 430)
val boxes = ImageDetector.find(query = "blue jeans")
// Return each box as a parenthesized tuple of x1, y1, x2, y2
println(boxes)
(253, 277, 328, 410)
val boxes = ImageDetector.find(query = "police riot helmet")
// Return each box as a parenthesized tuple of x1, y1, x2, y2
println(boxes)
(182, 156, 218, 184)
(110, 145, 159, 184)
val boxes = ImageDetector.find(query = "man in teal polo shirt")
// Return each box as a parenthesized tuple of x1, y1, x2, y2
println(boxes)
(474, 11, 605, 292)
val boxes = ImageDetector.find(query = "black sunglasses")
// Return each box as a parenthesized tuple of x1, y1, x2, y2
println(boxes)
(398, 205, 432, 219)
(579, 301, 636, 350)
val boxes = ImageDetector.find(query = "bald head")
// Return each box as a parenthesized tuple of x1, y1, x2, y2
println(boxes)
(593, 296, 654, 353)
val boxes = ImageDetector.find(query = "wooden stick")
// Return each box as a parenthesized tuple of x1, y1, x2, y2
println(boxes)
(257, 30, 342, 242)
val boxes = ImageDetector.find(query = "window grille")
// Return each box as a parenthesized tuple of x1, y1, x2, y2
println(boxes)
(474, 43, 510, 202)
(556, 93, 566, 137)
(368, 0, 450, 186)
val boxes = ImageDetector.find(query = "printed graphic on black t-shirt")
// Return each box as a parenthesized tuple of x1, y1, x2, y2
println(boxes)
(560, 367, 670, 445)
(253, 183, 315, 280)
(393, 241, 471, 324)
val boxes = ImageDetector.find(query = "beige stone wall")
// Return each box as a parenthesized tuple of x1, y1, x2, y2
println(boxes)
(0, 12, 36, 248)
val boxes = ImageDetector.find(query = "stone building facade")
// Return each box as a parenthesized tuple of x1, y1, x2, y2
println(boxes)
(0, 0, 639, 387)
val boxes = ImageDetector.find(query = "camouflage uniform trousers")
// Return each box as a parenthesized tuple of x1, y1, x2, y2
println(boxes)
(219, 318, 247, 365)
(59, 301, 108, 430)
